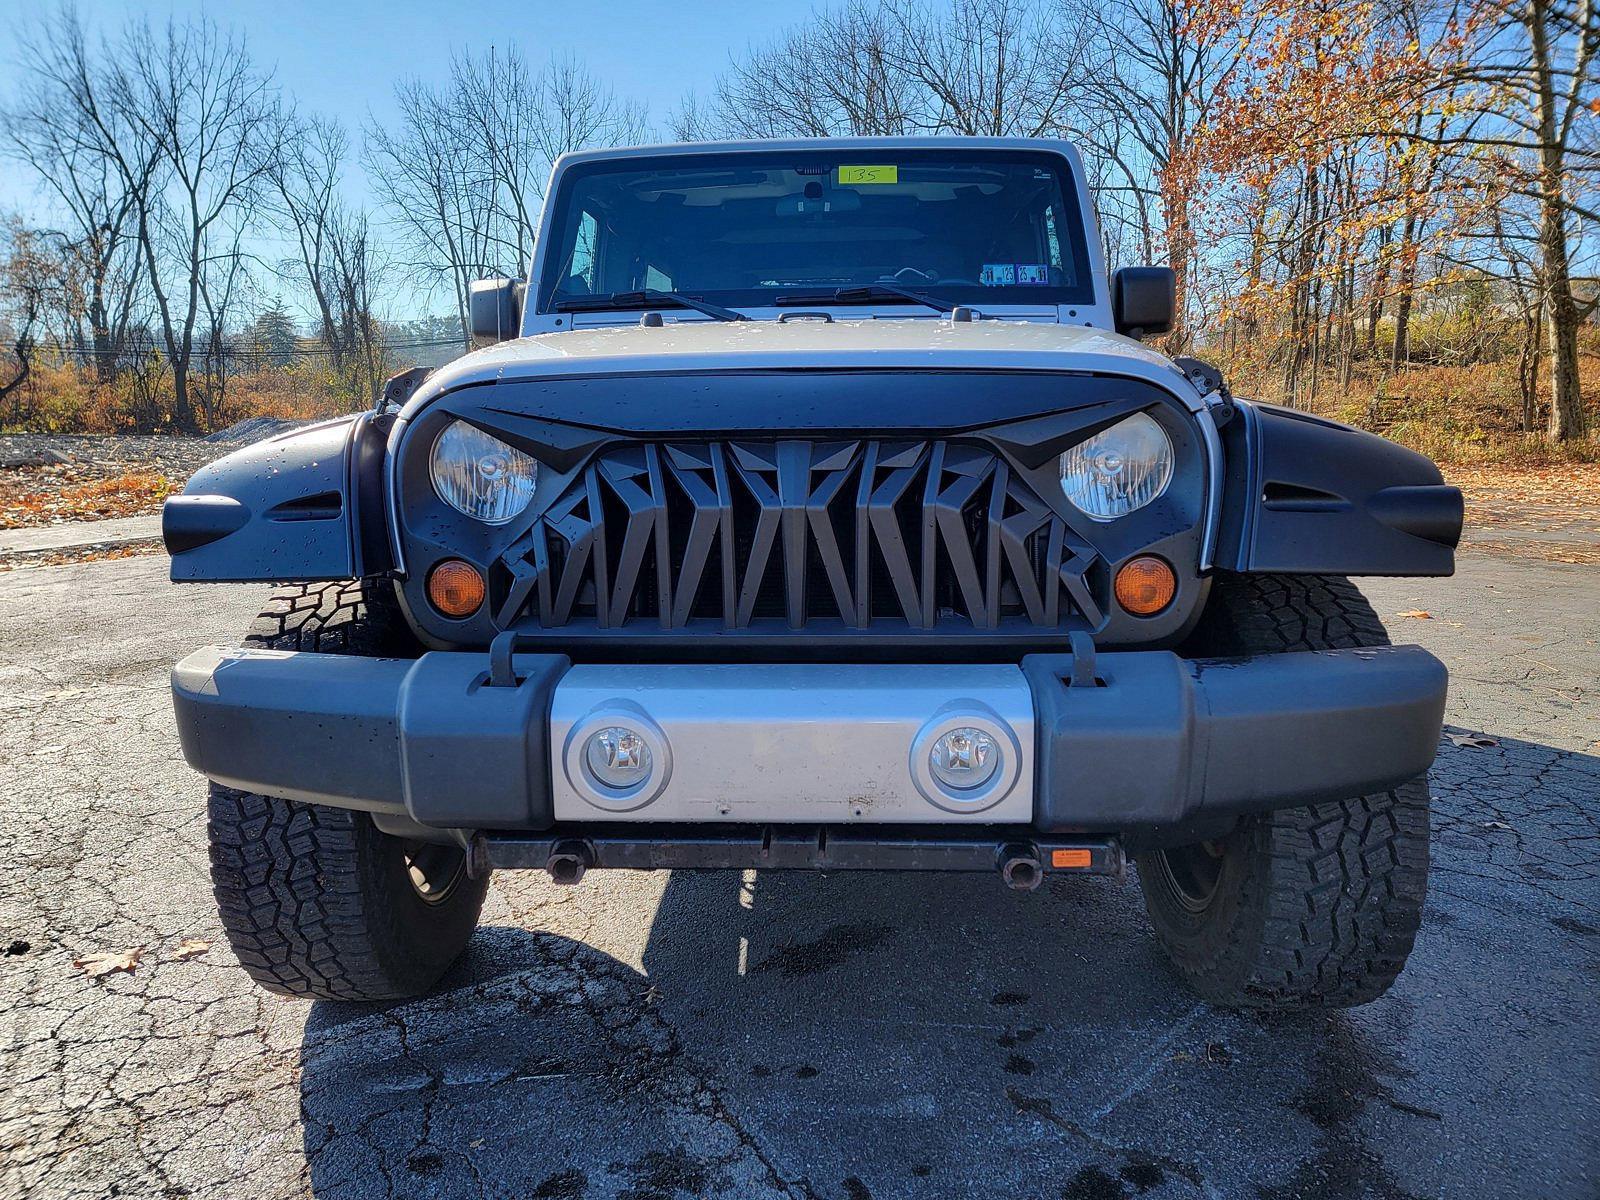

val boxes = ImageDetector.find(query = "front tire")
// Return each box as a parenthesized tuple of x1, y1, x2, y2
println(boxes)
(1136, 574, 1431, 1010)
(205, 580, 489, 1001)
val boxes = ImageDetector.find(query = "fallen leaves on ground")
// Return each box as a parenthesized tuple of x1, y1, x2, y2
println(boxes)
(73, 947, 144, 978)
(1, 470, 174, 528)
(1397, 609, 1432, 619)
(1449, 463, 1600, 536)
(0, 542, 161, 573)
(1463, 538, 1600, 566)
(173, 938, 211, 961)
(1447, 462, 1600, 505)
(1448, 732, 1500, 748)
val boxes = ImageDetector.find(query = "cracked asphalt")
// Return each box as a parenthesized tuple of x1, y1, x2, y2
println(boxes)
(0, 552, 1595, 1200)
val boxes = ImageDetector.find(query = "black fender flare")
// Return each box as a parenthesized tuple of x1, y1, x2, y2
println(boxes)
(1214, 400, 1462, 577)
(164, 413, 393, 582)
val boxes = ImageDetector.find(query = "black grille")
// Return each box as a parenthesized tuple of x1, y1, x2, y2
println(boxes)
(492, 440, 1104, 632)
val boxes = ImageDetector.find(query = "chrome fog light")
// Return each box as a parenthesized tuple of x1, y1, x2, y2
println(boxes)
(910, 705, 1022, 814)
(585, 726, 652, 789)
(928, 727, 1000, 791)
(563, 704, 672, 812)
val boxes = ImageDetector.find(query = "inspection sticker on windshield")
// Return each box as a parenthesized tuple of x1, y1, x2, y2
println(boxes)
(838, 164, 897, 184)
(983, 263, 1050, 286)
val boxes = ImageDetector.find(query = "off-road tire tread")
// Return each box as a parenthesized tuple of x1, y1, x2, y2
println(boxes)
(242, 578, 411, 656)
(210, 788, 401, 1000)
(1139, 572, 1430, 1010)
(207, 579, 486, 1001)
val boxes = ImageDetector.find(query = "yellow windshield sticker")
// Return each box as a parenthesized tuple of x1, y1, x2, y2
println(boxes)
(838, 164, 898, 185)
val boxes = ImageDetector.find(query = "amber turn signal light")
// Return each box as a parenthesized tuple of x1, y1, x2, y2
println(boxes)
(1114, 555, 1176, 616)
(427, 559, 485, 618)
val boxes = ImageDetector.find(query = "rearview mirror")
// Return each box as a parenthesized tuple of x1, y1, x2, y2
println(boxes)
(776, 189, 862, 216)
(469, 277, 523, 344)
(1111, 267, 1175, 339)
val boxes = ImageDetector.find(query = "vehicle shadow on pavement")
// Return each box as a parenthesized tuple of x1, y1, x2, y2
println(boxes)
(295, 729, 1599, 1200)
(290, 874, 1413, 1200)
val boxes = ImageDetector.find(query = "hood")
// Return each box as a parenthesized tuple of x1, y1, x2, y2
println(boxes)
(402, 318, 1204, 418)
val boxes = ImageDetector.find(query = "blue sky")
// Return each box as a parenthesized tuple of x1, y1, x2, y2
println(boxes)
(0, 0, 783, 134)
(0, 0, 793, 244)
(0, 0, 800, 323)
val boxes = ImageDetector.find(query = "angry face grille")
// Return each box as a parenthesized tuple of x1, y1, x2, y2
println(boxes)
(491, 440, 1104, 632)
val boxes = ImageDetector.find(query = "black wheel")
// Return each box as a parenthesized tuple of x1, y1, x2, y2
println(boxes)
(1136, 574, 1431, 1010)
(205, 579, 490, 1001)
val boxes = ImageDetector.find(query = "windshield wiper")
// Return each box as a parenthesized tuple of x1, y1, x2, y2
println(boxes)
(774, 284, 954, 314)
(553, 289, 749, 322)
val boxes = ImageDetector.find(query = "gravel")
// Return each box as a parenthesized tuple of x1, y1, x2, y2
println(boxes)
(0, 433, 242, 481)
(203, 416, 306, 443)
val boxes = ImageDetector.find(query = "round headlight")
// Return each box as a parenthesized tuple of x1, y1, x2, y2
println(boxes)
(429, 420, 537, 525)
(1058, 412, 1173, 521)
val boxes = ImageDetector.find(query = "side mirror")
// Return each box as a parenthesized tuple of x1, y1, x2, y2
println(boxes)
(1111, 267, 1175, 339)
(469, 277, 523, 344)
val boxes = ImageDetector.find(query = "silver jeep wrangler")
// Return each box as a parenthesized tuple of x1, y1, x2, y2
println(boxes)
(166, 138, 1461, 1008)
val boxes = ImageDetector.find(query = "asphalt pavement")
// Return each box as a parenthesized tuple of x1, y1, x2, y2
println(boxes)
(0, 551, 1595, 1200)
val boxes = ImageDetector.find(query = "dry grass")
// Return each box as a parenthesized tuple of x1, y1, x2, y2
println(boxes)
(2, 361, 363, 435)
(1235, 357, 1600, 467)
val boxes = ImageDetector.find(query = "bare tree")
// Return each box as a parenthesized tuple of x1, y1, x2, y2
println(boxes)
(105, 18, 282, 431)
(1480, 0, 1600, 440)
(326, 205, 390, 400)
(884, 0, 1087, 135)
(270, 114, 347, 365)
(0, 219, 71, 411)
(1, 9, 151, 381)
(675, 2, 918, 137)
(366, 76, 495, 345)
(678, 0, 1085, 140)
(368, 49, 647, 345)
(1063, 0, 1245, 351)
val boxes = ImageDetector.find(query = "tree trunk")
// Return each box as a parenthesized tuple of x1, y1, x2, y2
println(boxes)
(171, 360, 195, 434)
(1538, 147, 1586, 441)
(1391, 289, 1413, 368)
(1518, 310, 1540, 433)
(1527, 0, 1588, 442)
(87, 266, 116, 384)
(0, 334, 33, 405)
(1365, 223, 1391, 357)
(1390, 212, 1419, 370)
(1544, 280, 1585, 441)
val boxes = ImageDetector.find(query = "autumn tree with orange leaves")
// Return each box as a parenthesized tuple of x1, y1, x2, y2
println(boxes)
(1179, 1, 1474, 396)
(1179, 0, 1596, 437)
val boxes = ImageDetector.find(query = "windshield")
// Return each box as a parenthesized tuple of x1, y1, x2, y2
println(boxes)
(538, 148, 1095, 313)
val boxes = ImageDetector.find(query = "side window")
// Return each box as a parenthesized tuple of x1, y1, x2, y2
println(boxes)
(569, 210, 599, 291)
(644, 264, 673, 291)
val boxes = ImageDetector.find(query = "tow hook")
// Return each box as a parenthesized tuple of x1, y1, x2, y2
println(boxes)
(999, 845, 1044, 892)
(546, 840, 594, 886)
